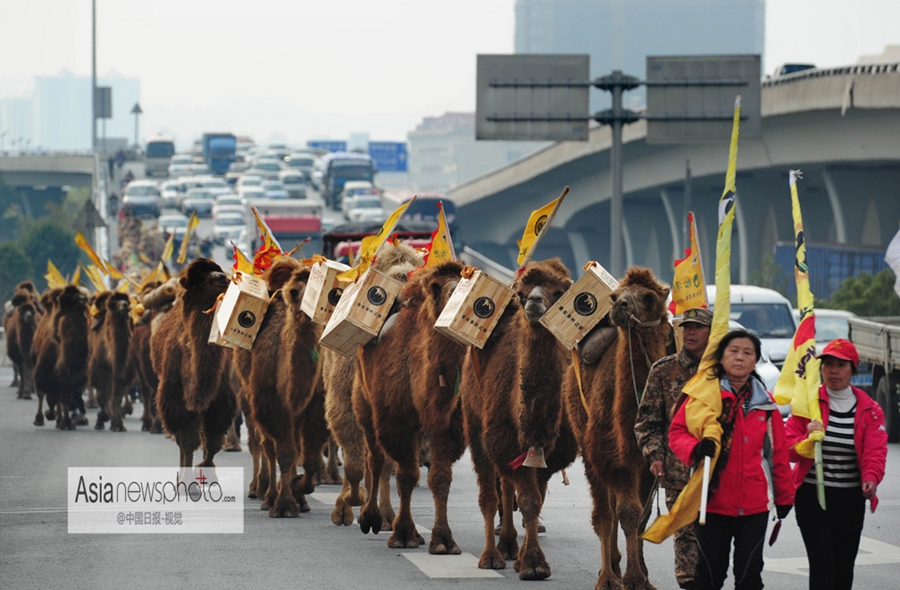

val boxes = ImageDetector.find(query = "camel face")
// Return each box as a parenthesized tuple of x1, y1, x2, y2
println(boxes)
(179, 259, 230, 307)
(281, 268, 312, 310)
(107, 293, 131, 317)
(608, 276, 669, 330)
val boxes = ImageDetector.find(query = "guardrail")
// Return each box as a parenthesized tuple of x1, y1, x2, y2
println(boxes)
(762, 62, 900, 87)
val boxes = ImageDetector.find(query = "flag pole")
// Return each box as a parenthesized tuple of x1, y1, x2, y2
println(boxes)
(517, 186, 569, 271)
(699, 456, 711, 525)
(815, 440, 826, 510)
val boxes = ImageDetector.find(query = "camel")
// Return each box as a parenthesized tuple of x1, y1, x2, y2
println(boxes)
(152, 258, 236, 467)
(459, 258, 579, 580)
(130, 279, 177, 432)
(91, 293, 134, 431)
(354, 260, 468, 552)
(563, 267, 672, 590)
(5, 293, 41, 400)
(233, 258, 329, 517)
(33, 285, 90, 430)
(323, 242, 422, 528)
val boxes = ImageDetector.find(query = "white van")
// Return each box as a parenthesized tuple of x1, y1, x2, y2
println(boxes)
(707, 285, 797, 368)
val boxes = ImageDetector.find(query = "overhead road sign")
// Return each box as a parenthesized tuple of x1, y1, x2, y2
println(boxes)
(307, 140, 347, 153)
(368, 142, 408, 173)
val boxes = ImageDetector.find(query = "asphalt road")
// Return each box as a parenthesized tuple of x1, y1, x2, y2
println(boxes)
(2, 361, 900, 590)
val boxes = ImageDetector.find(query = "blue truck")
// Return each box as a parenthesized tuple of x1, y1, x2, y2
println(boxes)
(774, 242, 890, 302)
(201, 133, 237, 175)
(320, 152, 376, 209)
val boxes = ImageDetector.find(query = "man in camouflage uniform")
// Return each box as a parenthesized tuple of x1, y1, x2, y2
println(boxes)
(635, 307, 712, 590)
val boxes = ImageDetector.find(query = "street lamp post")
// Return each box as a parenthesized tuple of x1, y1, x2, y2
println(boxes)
(131, 103, 143, 150)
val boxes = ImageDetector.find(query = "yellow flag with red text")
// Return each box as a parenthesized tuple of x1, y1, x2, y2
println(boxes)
(669, 212, 708, 315)
(645, 96, 741, 544)
(74, 231, 107, 275)
(177, 212, 200, 264)
(774, 171, 822, 458)
(516, 196, 559, 266)
(337, 197, 415, 282)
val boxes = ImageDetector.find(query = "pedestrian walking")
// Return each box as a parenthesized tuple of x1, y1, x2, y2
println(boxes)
(669, 329, 794, 590)
(635, 307, 713, 590)
(784, 338, 888, 590)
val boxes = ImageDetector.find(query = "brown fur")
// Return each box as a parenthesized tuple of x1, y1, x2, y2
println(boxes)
(354, 261, 468, 553)
(5, 297, 41, 399)
(459, 258, 579, 579)
(33, 286, 90, 430)
(131, 281, 165, 432)
(152, 258, 236, 467)
(323, 242, 423, 528)
(91, 293, 134, 431)
(563, 267, 671, 590)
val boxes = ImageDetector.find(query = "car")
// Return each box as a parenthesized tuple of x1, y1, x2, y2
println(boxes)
(213, 212, 246, 244)
(170, 154, 194, 166)
(286, 152, 315, 178)
(198, 177, 228, 191)
(159, 179, 181, 208)
(181, 188, 216, 217)
(278, 170, 307, 199)
(236, 174, 264, 191)
(238, 188, 266, 203)
(253, 159, 283, 173)
(243, 167, 280, 181)
(158, 213, 190, 239)
(791, 308, 857, 354)
(260, 180, 288, 200)
(122, 180, 163, 216)
(212, 195, 244, 219)
(339, 181, 376, 213)
(344, 193, 385, 223)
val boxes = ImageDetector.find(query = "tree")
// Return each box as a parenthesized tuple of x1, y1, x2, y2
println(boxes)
(0, 242, 34, 303)
(826, 269, 900, 316)
(17, 218, 82, 291)
(0, 178, 26, 243)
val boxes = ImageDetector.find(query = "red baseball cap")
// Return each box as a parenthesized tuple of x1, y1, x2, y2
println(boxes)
(820, 338, 860, 367)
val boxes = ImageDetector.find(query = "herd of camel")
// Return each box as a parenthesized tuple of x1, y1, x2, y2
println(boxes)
(4, 242, 676, 590)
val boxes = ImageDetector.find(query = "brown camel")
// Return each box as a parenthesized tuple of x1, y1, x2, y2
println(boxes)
(87, 292, 112, 427)
(130, 279, 176, 432)
(233, 258, 329, 517)
(323, 242, 422, 528)
(354, 260, 468, 552)
(460, 258, 579, 580)
(152, 258, 236, 467)
(564, 267, 672, 590)
(91, 293, 134, 431)
(33, 285, 90, 430)
(5, 293, 41, 400)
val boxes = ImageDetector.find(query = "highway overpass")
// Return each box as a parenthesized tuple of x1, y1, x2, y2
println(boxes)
(0, 153, 97, 217)
(450, 62, 900, 285)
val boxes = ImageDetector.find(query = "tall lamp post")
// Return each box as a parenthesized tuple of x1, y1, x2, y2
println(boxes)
(131, 102, 142, 150)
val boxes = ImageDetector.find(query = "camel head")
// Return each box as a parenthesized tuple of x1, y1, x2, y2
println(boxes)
(400, 260, 465, 320)
(18, 301, 37, 326)
(179, 258, 230, 308)
(281, 266, 312, 312)
(89, 292, 112, 330)
(58, 285, 89, 313)
(264, 257, 302, 293)
(608, 267, 670, 330)
(373, 241, 425, 282)
(514, 258, 572, 323)
(106, 292, 131, 319)
(41, 288, 62, 315)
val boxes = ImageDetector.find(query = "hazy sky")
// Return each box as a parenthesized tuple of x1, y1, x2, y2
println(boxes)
(2, 0, 899, 147)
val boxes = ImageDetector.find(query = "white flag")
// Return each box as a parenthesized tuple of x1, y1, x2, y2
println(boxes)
(885, 227, 900, 298)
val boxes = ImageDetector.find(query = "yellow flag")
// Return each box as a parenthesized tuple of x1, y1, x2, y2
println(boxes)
(669, 212, 708, 315)
(71, 265, 82, 287)
(177, 212, 200, 264)
(74, 231, 108, 275)
(422, 201, 456, 269)
(337, 197, 416, 282)
(85, 264, 107, 292)
(116, 279, 132, 293)
(231, 241, 255, 275)
(161, 231, 175, 263)
(774, 171, 822, 457)
(138, 252, 152, 265)
(516, 191, 565, 267)
(105, 261, 125, 280)
(645, 96, 741, 544)
(45, 260, 67, 289)
(139, 262, 164, 291)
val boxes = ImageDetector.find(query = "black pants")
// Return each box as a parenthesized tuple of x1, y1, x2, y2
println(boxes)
(694, 511, 769, 590)
(795, 482, 865, 590)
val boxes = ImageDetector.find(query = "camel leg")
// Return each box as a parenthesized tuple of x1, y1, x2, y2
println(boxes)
(139, 382, 153, 432)
(57, 398, 75, 431)
(387, 455, 422, 549)
(322, 436, 342, 485)
(11, 365, 19, 388)
(258, 437, 277, 510)
(246, 417, 262, 499)
(111, 383, 127, 432)
(33, 390, 45, 426)
(586, 464, 622, 590)
(291, 410, 329, 513)
(498, 476, 520, 561)
(270, 437, 301, 518)
(616, 477, 656, 590)
(94, 382, 111, 430)
(332, 479, 356, 526)
(86, 386, 98, 409)
(468, 430, 505, 569)
(379, 459, 397, 532)
(175, 429, 201, 468)
(331, 435, 367, 525)
(512, 469, 551, 580)
(427, 433, 461, 555)
(358, 441, 386, 535)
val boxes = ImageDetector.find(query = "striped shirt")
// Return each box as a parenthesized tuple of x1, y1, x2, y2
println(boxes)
(806, 390, 860, 487)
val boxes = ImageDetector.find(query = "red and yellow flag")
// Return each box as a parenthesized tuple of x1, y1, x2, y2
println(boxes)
(669, 212, 708, 315)
(231, 241, 255, 275)
(645, 96, 741, 543)
(410, 202, 456, 276)
(337, 197, 416, 282)
(250, 206, 283, 274)
(161, 231, 175, 264)
(74, 231, 108, 275)
(45, 260, 67, 289)
(516, 193, 563, 267)
(774, 171, 822, 457)
(177, 212, 200, 265)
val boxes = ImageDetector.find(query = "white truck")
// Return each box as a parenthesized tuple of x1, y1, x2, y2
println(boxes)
(847, 316, 900, 441)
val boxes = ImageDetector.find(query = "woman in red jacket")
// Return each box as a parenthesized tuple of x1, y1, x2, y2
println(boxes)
(669, 329, 794, 590)
(784, 338, 887, 590)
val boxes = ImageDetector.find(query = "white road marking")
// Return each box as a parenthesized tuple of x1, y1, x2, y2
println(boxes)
(765, 536, 900, 576)
(309, 492, 340, 506)
(403, 552, 503, 578)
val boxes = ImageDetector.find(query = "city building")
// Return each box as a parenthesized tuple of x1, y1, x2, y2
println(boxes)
(407, 112, 548, 192)
(515, 0, 765, 110)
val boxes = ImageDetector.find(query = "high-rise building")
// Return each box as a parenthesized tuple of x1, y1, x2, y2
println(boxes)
(515, 0, 765, 110)
(0, 96, 34, 152)
(407, 112, 548, 193)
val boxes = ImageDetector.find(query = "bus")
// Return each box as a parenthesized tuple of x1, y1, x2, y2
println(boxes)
(144, 137, 176, 177)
